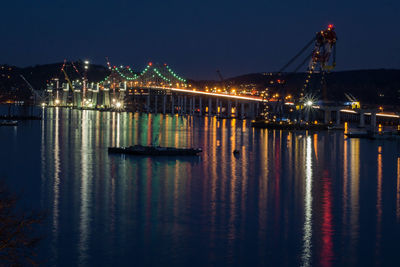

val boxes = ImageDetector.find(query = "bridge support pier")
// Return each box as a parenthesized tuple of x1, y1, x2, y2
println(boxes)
(189, 97, 193, 115)
(235, 100, 238, 118)
(335, 110, 340, 125)
(180, 96, 184, 115)
(104, 89, 110, 108)
(208, 98, 212, 116)
(228, 101, 232, 118)
(62, 87, 68, 106)
(241, 102, 245, 119)
(119, 82, 126, 103)
(250, 103, 255, 119)
(154, 95, 158, 114)
(324, 110, 331, 124)
(216, 99, 220, 118)
(171, 95, 174, 114)
(184, 96, 187, 114)
(163, 95, 166, 114)
(177, 96, 180, 115)
(91, 91, 98, 107)
(359, 112, 365, 127)
(371, 112, 377, 131)
(74, 90, 82, 108)
(181, 96, 183, 114)
(48, 91, 54, 106)
(199, 97, 202, 116)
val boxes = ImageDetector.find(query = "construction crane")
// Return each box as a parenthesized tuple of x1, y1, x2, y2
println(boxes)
(260, 25, 338, 119)
(19, 75, 46, 104)
(62, 68, 75, 92)
(278, 24, 337, 75)
(216, 70, 227, 92)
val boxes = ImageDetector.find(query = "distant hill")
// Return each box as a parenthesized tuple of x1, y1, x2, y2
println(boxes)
(1, 62, 399, 106)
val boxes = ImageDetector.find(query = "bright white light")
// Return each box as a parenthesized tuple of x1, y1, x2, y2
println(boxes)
(306, 100, 313, 106)
(84, 60, 89, 65)
(55, 99, 60, 105)
(116, 102, 122, 108)
(41, 103, 46, 107)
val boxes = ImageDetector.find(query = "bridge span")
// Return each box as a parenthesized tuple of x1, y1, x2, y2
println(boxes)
(44, 62, 399, 126)
(45, 62, 264, 118)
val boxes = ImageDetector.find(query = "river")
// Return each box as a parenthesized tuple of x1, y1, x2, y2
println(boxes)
(0, 107, 399, 266)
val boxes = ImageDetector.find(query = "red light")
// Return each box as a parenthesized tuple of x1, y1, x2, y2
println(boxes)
(149, 62, 153, 66)
(328, 24, 334, 29)
(113, 66, 116, 69)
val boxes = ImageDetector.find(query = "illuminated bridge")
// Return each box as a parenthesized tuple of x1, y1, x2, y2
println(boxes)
(46, 62, 263, 119)
(45, 62, 399, 125)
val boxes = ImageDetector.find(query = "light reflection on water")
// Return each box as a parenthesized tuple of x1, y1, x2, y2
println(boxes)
(397, 158, 400, 222)
(0, 107, 400, 266)
(302, 136, 313, 267)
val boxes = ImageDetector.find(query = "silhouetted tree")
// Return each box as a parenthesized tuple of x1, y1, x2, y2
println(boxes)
(0, 182, 44, 266)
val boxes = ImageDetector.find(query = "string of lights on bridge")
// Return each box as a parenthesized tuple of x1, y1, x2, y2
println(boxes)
(98, 62, 187, 85)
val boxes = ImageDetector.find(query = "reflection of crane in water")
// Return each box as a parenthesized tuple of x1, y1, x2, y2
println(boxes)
(262, 25, 337, 118)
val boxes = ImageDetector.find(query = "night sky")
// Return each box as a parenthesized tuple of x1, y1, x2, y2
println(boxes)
(1, 0, 399, 79)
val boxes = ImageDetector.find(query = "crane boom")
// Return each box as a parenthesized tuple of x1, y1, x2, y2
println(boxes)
(278, 37, 316, 73)
(19, 75, 44, 100)
(62, 69, 75, 92)
(216, 70, 226, 91)
(216, 70, 224, 81)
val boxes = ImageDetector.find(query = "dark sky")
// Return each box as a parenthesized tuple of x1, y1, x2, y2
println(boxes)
(1, 0, 399, 79)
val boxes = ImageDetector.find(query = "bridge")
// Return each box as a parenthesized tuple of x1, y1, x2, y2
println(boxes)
(45, 61, 399, 127)
(46, 62, 263, 119)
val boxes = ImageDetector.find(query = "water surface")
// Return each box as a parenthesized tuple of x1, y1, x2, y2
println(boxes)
(0, 107, 399, 266)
